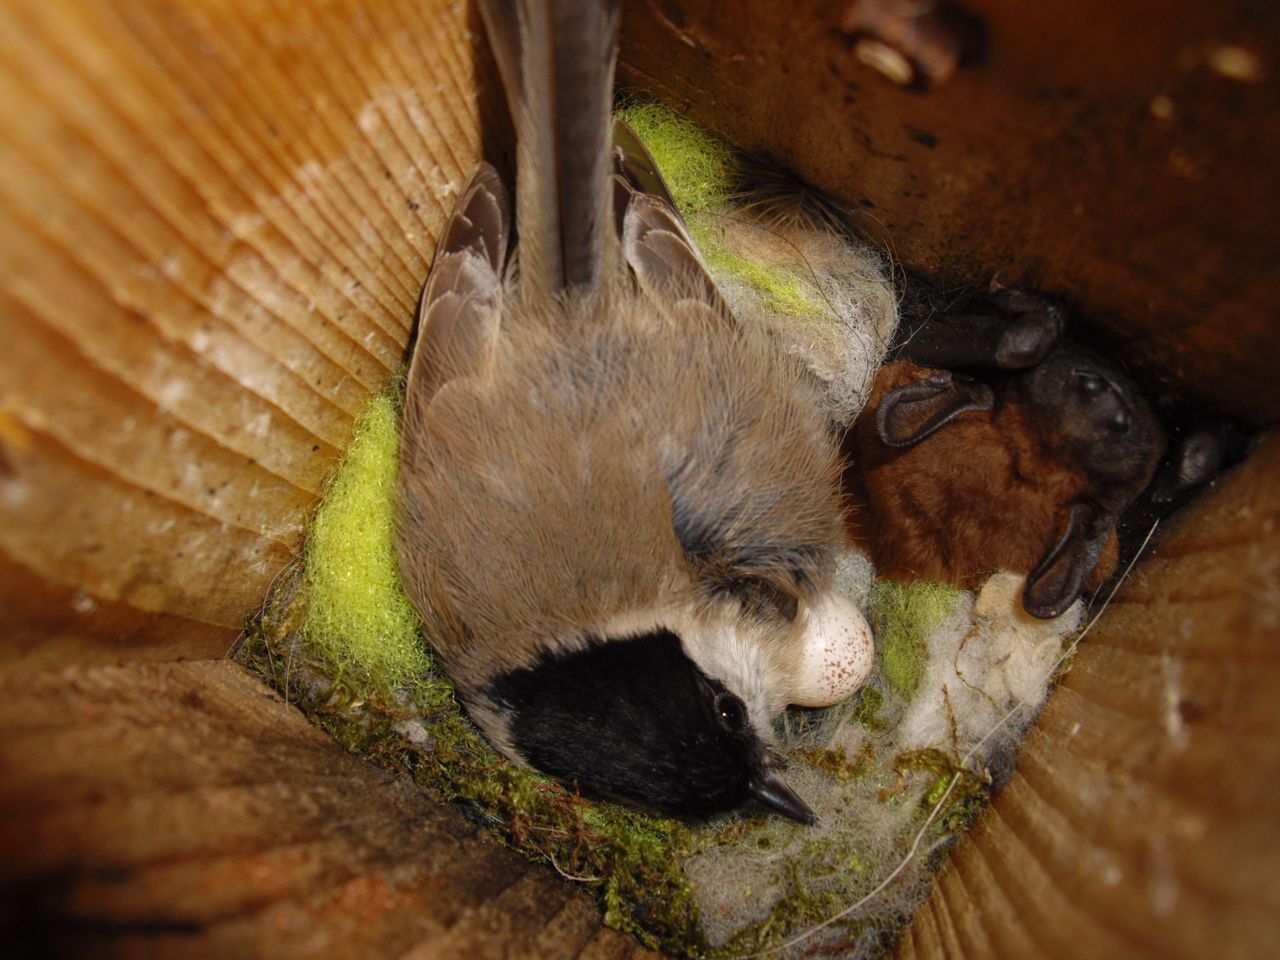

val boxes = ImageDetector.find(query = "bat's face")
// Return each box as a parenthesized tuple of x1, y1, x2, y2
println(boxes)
(1019, 348, 1164, 495)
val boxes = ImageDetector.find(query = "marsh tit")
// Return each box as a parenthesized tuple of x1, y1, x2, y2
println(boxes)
(395, 0, 872, 824)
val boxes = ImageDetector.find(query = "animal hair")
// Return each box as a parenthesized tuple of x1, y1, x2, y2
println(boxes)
(704, 213, 899, 425)
(844, 281, 1168, 620)
(844, 360, 1122, 594)
(615, 102, 900, 428)
(682, 562, 1088, 956)
(737, 521, 1162, 959)
(397, 274, 847, 686)
(728, 152, 860, 237)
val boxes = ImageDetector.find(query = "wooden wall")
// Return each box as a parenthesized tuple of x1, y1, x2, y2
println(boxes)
(898, 434, 1280, 960)
(620, 0, 1280, 425)
(0, 0, 1275, 957)
(0, 0, 493, 660)
(0, 3, 646, 956)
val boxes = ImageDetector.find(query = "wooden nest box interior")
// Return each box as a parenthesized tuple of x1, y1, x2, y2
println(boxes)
(1, 1, 1276, 957)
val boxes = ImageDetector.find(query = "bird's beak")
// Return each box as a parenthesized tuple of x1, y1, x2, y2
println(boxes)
(750, 769, 817, 825)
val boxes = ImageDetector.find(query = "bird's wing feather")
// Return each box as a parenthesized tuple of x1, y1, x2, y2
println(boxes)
(610, 117, 681, 211)
(611, 120, 732, 320)
(619, 193, 729, 317)
(406, 163, 509, 409)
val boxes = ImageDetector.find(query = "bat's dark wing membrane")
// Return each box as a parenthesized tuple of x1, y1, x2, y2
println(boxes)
(1024, 502, 1116, 619)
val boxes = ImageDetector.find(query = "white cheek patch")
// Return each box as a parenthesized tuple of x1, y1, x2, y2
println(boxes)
(787, 592, 874, 707)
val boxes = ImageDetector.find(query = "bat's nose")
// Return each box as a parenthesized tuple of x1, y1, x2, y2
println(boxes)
(1103, 406, 1131, 434)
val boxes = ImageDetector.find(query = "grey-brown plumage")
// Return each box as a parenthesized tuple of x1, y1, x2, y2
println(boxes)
(395, 0, 863, 822)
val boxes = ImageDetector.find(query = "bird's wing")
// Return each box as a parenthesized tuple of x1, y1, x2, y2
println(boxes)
(611, 119, 732, 320)
(610, 117, 681, 212)
(405, 163, 509, 410)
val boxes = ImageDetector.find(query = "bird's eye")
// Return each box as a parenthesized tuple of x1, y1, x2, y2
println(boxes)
(715, 693, 746, 732)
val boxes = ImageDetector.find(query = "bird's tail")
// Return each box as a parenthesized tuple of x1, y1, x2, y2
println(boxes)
(477, 0, 621, 300)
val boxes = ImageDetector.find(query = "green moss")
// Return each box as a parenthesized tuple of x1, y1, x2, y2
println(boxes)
(238, 376, 706, 957)
(617, 102, 828, 326)
(849, 686, 887, 732)
(869, 581, 963, 700)
(235, 370, 1006, 958)
(617, 101, 732, 218)
(301, 381, 429, 696)
(704, 249, 826, 318)
(712, 849, 875, 959)
(892, 748, 991, 835)
(233, 108, 1006, 959)
(234, 379, 972, 958)
(790, 742, 876, 785)
(241, 584, 707, 955)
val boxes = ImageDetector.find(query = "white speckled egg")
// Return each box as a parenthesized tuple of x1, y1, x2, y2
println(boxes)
(788, 593, 875, 707)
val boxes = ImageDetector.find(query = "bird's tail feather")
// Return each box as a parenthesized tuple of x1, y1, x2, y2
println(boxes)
(476, 0, 621, 300)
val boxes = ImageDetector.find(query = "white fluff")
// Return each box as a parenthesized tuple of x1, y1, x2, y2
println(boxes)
(696, 214, 899, 426)
(685, 562, 1083, 956)
(894, 572, 1082, 754)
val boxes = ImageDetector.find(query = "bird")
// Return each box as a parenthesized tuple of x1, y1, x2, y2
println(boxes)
(393, 0, 872, 824)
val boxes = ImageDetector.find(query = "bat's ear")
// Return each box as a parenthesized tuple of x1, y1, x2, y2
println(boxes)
(875, 372, 994, 447)
(1148, 422, 1240, 504)
(1023, 502, 1115, 619)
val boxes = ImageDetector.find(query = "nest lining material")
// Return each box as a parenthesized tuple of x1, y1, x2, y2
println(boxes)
(620, 102, 899, 425)
(238, 104, 1079, 958)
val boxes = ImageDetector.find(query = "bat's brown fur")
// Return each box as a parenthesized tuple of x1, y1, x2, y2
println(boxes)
(844, 361, 1118, 591)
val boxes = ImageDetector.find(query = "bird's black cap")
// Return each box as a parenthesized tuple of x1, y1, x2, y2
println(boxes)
(487, 628, 813, 823)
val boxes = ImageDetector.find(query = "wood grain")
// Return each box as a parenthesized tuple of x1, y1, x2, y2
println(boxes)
(0, 0, 492, 646)
(1, 1, 1276, 957)
(0, 658, 655, 959)
(0, 552, 238, 670)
